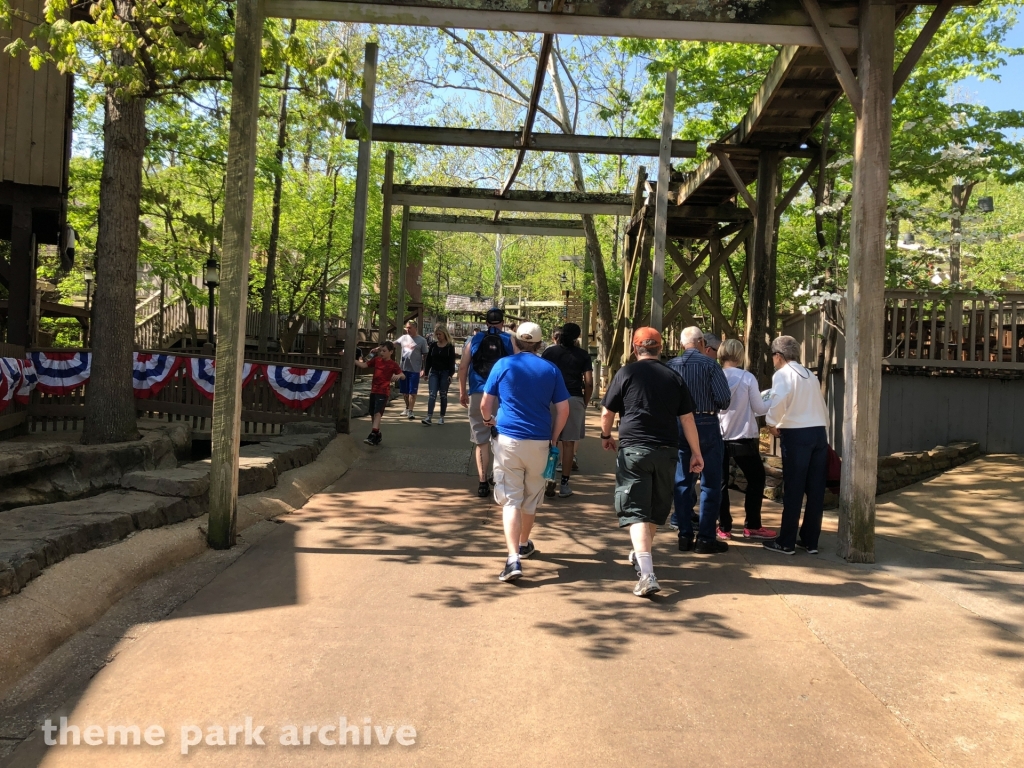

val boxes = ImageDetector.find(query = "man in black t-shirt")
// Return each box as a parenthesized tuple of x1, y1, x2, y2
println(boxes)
(601, 327, 704, 597)
(542, 323, 593, 498)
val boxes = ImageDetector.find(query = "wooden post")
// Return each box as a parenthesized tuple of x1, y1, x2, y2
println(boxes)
(649, 69, 676, 333)
(394, 206, 409, 334)
(7, 204, 33, 346)
(378, 149, 394, 341)
(207, 0, 264, 550)
(710, 238, 721, 336)
(838, 0, 895, 564)
(336, 42, 378, 435)
(744, 149, 778, 387)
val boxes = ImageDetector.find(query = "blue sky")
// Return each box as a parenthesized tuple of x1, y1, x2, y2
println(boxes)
(957, 22, 1024, 112)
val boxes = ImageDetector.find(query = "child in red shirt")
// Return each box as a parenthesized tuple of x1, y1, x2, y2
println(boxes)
(355, 341, 405, 445)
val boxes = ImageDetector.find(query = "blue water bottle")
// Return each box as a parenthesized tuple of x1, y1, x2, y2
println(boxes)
(543, 445, 560, 481)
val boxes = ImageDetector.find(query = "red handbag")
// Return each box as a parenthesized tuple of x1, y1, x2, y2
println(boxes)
(826, 445, 842, 492)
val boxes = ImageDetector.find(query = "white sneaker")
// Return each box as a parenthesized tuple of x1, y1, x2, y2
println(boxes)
(558, 481, 573, 498)
(634, 573, 661, 597)
(438, 417, 445, 424)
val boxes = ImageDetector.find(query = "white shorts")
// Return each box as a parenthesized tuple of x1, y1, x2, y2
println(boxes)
(492, 434, 549, 514)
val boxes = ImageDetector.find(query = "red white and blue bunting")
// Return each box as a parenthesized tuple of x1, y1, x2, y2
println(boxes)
(0, 357, 18, 412)
(30, 351, 90, 396)
(186, 357, 258, 401)
(263, 365, 337, 410)
(14, 358, 36, 405)
(132, 353, 181, 399)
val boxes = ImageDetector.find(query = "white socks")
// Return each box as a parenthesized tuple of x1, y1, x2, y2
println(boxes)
(635, 551, 654, 576)
(506, 553, 520, 565)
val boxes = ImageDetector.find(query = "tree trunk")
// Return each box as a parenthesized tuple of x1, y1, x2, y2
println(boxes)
(547, 57, 614, 363)
(82, 31, 145, 445)
(319, 169, 340, 353)
(258, 19, 296, 352)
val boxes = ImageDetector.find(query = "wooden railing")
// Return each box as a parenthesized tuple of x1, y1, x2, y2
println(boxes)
(884, 290, 1024, 369)
(23, 349, 356, 437)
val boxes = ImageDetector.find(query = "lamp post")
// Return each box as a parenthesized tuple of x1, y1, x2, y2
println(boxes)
(205, 257, 220, 346)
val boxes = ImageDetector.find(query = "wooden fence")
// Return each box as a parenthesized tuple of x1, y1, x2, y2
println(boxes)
(23, 349, 349, 437)
(883, 290, 1024, 369)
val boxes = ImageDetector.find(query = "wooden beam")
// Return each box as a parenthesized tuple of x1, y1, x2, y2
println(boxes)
(394, 206, 409, 337)
(346, 123, 697, 158)
(800, 0, 863, 118)
(665, 240, 735, 336)
(337, 42, 377, 435)
(711, 149, 757, 211)
(207, 0, 264, 550)
(264, 1, 861, 48)
(839, 0, 895, 564)
(391, 185, 632, 216)
(893, 0, 955, 94)
(649, 69, 676, 334)
(407, 213, 585, 237)
(744, 149, 779, 386)
(378, 149, 394, 339)
(775, 155, 820, 218)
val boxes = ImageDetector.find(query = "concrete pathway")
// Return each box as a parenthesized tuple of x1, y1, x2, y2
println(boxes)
(3, 407, 1022, 767)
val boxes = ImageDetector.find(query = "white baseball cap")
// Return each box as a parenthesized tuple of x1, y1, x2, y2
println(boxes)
(514, 322, 543, 343)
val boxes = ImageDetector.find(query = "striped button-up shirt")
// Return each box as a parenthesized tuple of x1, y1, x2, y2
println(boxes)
(666, 349, 732, 415)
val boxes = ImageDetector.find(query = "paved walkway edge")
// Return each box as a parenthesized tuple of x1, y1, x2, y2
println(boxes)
(0, 434, 359, 699)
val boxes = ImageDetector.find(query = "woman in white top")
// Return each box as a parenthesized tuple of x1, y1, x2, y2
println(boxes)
(716, 339, 776, 540)
(763, 335, 829, 556)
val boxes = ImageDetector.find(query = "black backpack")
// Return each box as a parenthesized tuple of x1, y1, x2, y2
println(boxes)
(472, 330, 509, 379)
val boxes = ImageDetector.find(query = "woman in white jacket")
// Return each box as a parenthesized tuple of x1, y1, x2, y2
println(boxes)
(763, 335, 829, 556)
(716, 339, 776, 541)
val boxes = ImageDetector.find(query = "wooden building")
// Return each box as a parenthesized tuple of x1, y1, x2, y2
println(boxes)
(0, 0, 74, 346)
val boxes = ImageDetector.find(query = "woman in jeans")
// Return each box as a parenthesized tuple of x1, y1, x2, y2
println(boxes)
(716, 339, 776, 541)
(422, 324, 457, 425)
(763, 335, 830, 555)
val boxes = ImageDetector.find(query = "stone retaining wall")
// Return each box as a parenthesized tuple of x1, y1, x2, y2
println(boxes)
(0, 423, 337, 597)
(728, 441, 982, 505)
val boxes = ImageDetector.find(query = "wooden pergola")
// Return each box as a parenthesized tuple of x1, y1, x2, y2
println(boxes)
(206, 0, 963, 566)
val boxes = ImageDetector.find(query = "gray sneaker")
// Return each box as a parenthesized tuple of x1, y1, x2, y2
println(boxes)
(438, 417, 445, 424)
(558, 481, 573, 498)
(633, 573, 661, 597)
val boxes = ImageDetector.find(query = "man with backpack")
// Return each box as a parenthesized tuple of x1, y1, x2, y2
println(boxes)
(458, 308, 514, 497)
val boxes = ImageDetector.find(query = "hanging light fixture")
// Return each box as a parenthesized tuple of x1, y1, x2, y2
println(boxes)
(977, 196, 994, 213)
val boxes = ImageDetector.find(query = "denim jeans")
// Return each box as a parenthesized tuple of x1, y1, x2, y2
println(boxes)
(673, 414, 724, 542)
(427, 370, 452, 418)
(777, 426, 828, 550)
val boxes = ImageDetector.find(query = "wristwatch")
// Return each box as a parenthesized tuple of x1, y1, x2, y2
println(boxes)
(600, 433, 612, 440)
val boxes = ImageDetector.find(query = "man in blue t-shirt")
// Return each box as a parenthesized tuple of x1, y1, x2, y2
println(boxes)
(458, 307, 515, 498)
(480, 322, 569, 583)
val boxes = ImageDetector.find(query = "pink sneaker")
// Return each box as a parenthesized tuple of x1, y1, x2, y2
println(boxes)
(743, 527, 777, 540)
(716, 528, 732, 540)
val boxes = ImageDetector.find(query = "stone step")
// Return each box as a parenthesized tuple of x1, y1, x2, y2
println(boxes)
(0, 425, 337, 598)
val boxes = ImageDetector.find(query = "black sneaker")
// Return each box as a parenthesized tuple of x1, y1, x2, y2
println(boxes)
(764, 540, 796, 555)
(544, 480, 556, 498)
(477, 481, 491, 498)
(519, 540, 536, 559)
(678, 534, 695, 552)
(372, 431, 382, 445)
(797, 542, 819, 554)
(694, 537, 728, 554)
(499, 559, 522, 582)
(363, 432, 375, 445)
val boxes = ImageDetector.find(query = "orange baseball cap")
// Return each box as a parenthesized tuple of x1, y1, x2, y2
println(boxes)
(632, 327, 663, 348)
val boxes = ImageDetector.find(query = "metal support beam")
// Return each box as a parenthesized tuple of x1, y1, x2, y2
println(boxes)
(394, 206, 409, 336)
(378, 149, 394, 341)
(407, 213, 585, 237)
(336, 42, 377, 435)
(344, 123, 697, 159)
(839, 0, 895, 565)
(649, 69, 676, 334)
(264, 1, 861, 48)
(207, 0, 265, 550)
(893, 0, 955, 94)
(800, 0, 862, 118)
